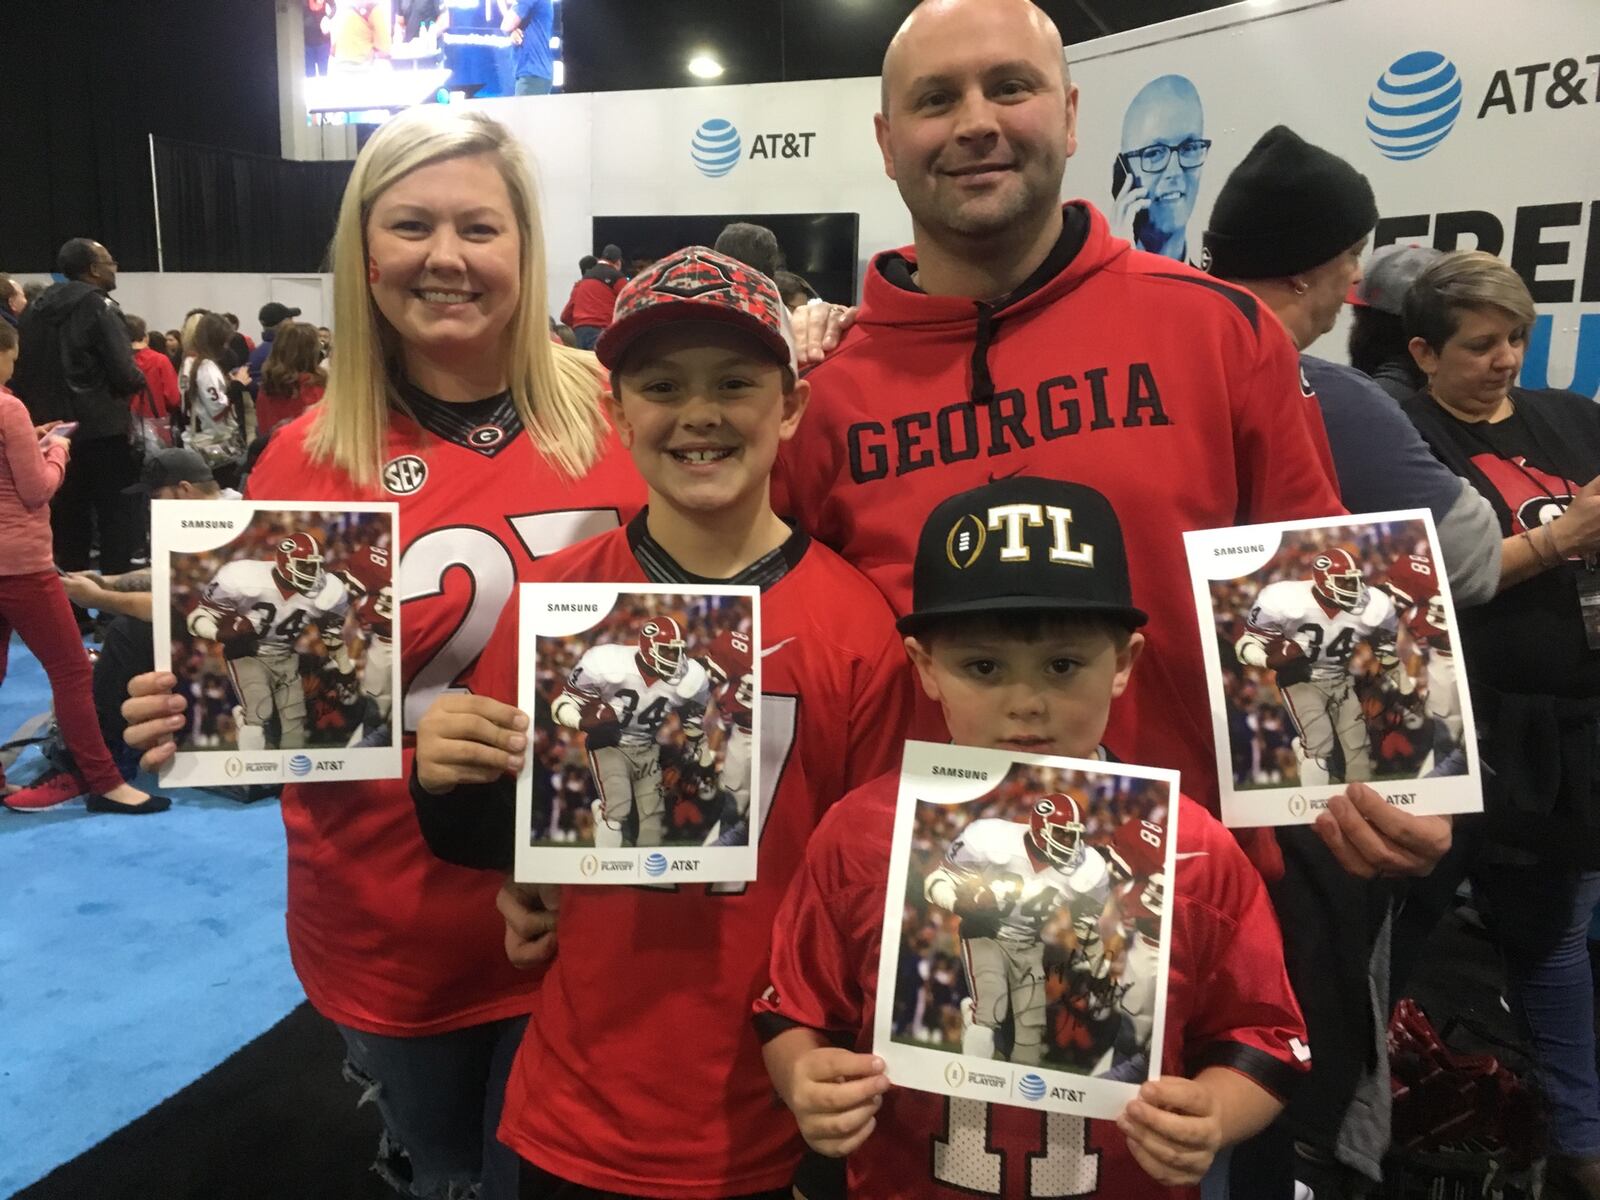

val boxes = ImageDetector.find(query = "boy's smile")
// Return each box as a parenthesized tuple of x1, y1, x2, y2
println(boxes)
(610, 323, 807, 519)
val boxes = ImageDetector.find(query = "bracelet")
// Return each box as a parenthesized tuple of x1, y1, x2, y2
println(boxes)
(1545, 519, 1566, 561)
(1523, 526, 1559, 570)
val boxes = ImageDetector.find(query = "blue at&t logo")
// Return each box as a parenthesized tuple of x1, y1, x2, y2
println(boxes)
(289, 754, 313, 777)
(1017, 1073, 1047, 1102)
(1366, 51, 1463, 162)
(644, 852, 668, 877)
(691, 119, 742, 178)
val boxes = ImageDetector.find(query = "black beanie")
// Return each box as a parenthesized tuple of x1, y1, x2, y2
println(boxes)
(1201, 125, 1378, 280)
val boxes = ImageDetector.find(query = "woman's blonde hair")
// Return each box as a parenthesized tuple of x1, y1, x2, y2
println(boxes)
(180, 311, 205, 356)
(1402, 250, 1538, 352)
(307, 106, 607, 485)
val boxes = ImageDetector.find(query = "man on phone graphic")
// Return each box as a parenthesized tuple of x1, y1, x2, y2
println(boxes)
(1113, 75, 1210, 264)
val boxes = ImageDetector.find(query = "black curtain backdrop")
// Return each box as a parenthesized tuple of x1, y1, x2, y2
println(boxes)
(153, 139, 351, 273)
(1, 0, 282, 274)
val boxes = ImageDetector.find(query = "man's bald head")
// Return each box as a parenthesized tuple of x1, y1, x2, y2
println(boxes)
(1120, 74, 1204, 150)
(880, 0, 1069, 116)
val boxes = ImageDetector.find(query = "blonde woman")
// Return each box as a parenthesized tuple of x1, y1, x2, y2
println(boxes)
(122, 107, 643, 1199)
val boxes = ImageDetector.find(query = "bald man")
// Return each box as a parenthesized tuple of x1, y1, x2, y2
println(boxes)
(1113, 74, 1209, 261)
(771, 7, 1451, 1188)
(778, 0, 1339, 812)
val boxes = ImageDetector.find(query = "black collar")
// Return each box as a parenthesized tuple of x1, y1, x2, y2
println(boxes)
(878, 205, 1090, 310)
(397, 379, 524, 458)
(625, 509, 809, 591)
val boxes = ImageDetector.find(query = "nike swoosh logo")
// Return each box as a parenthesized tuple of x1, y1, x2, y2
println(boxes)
(987, 467, 1026, 483)
(760, 637, 796, 659)
(1173, 851, 1209, 861)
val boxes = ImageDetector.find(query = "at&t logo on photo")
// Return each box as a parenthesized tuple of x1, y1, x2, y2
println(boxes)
(1366, 51, 1463, 161)
(691, 119, 742, 178)
(644, 852, 669, 877)
(1017, 1073, 1047, 1102)
(289, 754, 313, 777)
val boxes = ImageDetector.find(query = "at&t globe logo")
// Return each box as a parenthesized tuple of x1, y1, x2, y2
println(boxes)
(289, 754, 313, 777)
(1018, 1073, 1047, 1102)
(691, 119, 742, 178)
(1366, 51, 1463, 161)
(644, 851, 669, 877)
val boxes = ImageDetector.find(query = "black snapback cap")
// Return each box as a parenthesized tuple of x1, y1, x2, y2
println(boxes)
(899, 477, 1147, 635)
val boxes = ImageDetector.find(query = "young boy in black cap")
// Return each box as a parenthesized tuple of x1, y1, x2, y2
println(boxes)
(756, 477, 1311, 1198)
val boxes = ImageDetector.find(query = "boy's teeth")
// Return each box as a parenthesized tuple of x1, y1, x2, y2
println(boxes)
(676, 448, 732, 463)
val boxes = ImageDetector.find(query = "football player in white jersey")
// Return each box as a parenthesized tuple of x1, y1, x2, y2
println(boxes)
(1235, 548, 1403, 785)
(188, 531, 352, 750)
(551, 614, 714, 848)
(924, 792, 1111, 1066)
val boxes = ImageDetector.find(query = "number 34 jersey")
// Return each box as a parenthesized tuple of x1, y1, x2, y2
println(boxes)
(1246, 580, 1398, 684)
(563, 644, 712, 745)
(245, 394, 643, 1036)
(757, 774, 1309, 1200)
(201, 561, 349, 648)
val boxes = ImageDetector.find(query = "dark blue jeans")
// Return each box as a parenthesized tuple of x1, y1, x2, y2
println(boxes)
(1476, 864, 1600, 1157)
(573, 325, 603, 351)
(338, 1015, 528, 1200)
(514, 74, 553, 96)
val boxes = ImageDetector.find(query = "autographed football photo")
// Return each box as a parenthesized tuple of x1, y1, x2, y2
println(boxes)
(515, 583, 760, 884)
(152, 500, 400, 787)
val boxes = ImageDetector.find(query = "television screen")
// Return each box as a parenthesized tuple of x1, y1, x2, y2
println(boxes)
(301, 0, 562, 125)
(590, 213, 862, 305)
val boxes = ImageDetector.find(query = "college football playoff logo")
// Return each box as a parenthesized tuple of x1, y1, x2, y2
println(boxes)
(944, 1061, 966, 1088)
(580, 854, 599, 878)
(945, 513, 987, 570)
(382, 455, 428, 496)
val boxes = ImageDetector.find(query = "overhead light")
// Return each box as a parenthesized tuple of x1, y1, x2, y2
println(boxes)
(553, 60, 565, 89)
(549, 35, 560, 49)
(687, 54, 724, 80)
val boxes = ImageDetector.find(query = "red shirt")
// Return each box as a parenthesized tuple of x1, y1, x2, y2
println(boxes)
(245, 395, 643, 1035)
(132, 346, 181, 420)
(256, 373, 326, 437)
(468, 519, 916, 1196)
(756, 775, 1309, 1199)
(560, 272, 624, 329)
(775, 203, 1343, 820)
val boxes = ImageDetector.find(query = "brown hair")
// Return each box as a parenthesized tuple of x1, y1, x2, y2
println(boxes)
(261, 321, 327, 398)
(0, 322, 17, 354)
(1402, 250, 1538, 352)
(124, 312, 149, 343)
(184, 312, 232, 407)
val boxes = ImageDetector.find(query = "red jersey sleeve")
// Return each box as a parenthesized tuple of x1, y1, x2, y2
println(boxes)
(1177, 798, 1309, 1099)
(756, 817, 871, 1042)
(843, 612, 915, 792)
(1233, 306, 1345, 523)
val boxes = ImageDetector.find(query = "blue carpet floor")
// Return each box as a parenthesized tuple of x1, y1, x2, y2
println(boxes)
(0, 632, 304, 1197)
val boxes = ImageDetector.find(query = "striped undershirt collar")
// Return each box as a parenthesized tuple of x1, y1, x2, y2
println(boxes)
(625, 509, 809, 592)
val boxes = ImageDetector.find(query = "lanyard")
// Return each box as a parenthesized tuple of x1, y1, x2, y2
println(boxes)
(1444, 397, 1581, 506)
